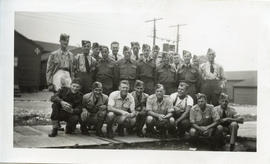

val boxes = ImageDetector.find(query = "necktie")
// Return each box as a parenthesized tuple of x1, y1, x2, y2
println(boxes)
(115, 54, 118, 61)
(84, 55, 91, 73)
(210, 63, 214, 73)
(222, 110, 227, 118)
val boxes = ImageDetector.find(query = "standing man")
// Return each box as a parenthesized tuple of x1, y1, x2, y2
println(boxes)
(96, 46, 116, 95)
(80, 82, 108, 137)
(155, 52, 177, 95)
(192, 55, 200, 70)
(137, 44, 156, 94)
(48, 78, 83, 137)
(131, 42, 141, 61)
(177, 50, 201, 102)
(131, 80, 149, 137)
(151, 45, 161, 67)
(170, 82, 193, 137)
(189, 93, 223, 148)
(91, 42, 102, 62)
(75, 40, 97, 94)
(115, 46, 138, 92)
(110, 41, 123, 61)
(145, 84, 175, 138)
(106, 80, 136, 138)
(214, 93, 244, 151)
(200, 48, 226, 106)
(46, 33, 75, 92)
(172, 53, 182, 71)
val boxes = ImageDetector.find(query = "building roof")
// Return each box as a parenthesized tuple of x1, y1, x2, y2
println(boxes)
(233, 78, 257, 87)
(34, 40, 77, 53)
(15, 30, 43, 50)
(225, 70, 257, 81)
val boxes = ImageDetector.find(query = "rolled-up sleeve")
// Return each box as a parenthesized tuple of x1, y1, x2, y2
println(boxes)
(189, 108, 195, 124)
(129, 95, 135, 113)
(167, 99, 174, 113)
(108, 92, 116, 107)
(211, 107, 220, 122)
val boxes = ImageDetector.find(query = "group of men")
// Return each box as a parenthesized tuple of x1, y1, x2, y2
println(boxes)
(46, 33, 243, 151)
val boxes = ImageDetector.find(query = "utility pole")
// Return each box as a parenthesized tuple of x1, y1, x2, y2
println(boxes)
(145, 18, 163, 47)
(169, 24, 186, 54)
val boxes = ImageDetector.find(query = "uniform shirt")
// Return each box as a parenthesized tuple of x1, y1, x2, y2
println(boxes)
(82, 92, 108, 113)
(131, 91, 149, 111)
(177, 64, 200, 85)
(46, 49, 75, 85)
(170, 93, 193, 112)
(108, 91, 135, 112)
(155, 64, 176, 84)
(146, 94, 174, 115)
(190, 104, 220, 126)
(115, 58, 138, 80)
(214, 105, 239, 119)
(50, 86, 83, 114)
(199, 62, 225, 80)
(110, 53, 124, 61)
(96, 57, 116, 81)
(75, 53, 97, 73)
(137, 57, 156, 79)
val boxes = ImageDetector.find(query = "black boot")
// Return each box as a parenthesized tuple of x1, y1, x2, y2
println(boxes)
(48, 128, 58, 137)
(116, 125, 125, 136)
(106, 124, 114, 139)
(95, 122, 104, 137)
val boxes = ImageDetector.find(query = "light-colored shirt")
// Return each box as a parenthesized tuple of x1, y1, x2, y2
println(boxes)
(108, 91, 135, 112)
(170, 93, 193, 112)
(75, 53, 97, 73)
(199, 62, 225, 80)
(110, 53, 124, 61)
(190, 104, 220, 126)
(146, 94, 174, 115)
(214, 105, 239, 119)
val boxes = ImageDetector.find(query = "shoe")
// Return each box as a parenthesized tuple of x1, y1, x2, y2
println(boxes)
(117, 127, 125, 137)
(136, 131, 144, 137)
(106, 126, 114, 139)
(48, 128, 58, 137)
(230, 144, 235, 151)
(126, 127, 135, 135)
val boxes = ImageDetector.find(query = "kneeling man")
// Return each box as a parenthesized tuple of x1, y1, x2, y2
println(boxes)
(145, 84, 175, 138)
(106, 80, 136, 138)
(215, 93, 244, 151)
(170, 82, 193, 137)
(80, 81, 108, 137)
(49, 78, 83, 137)
(189, 93, 222, 147)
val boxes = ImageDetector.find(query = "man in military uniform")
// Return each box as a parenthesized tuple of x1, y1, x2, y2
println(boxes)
(177, 50, 201, 102)
(75, 40, 97, 94)
(131, 42, 141, 61)
(189, 93, 223, 148)
(145, 84, 175, 138)
(199, 48, 226, 106)
(170, 82, 193, 137)
(137, 44, 156, 94)
(110, 41, 123, 61)
(151, 45, 161, 67)
(46, 33, 75, 92)
(48, 78, 83, 137)
(80, 82, 108, 137)
(106, 80, 136, 138)
(172, 53, 183, 71)
(96, 46, 116, 95)
(131, 80, 149, 137)
(115, 46, 138, 92)
(214, 93, 244, 151)
(91, 42, 102, 62)
(155, 52, 177, 95)
(192, 55, 200, 70)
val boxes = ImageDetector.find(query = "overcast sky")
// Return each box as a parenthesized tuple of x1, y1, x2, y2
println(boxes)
(14, 0, 269, 71)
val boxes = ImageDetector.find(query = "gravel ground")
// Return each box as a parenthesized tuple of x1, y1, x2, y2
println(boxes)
(14, 91, 257, 126)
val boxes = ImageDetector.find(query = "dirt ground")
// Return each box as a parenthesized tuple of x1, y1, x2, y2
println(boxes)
(14, 91, 257, 126)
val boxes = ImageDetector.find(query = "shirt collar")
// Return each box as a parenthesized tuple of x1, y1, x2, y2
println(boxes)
(116, 91, 130, 101)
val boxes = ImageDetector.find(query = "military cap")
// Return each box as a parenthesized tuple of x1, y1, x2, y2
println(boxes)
(153, 45, 160, 51)
(196, 93, 207, 100)
(207, 48, 215, 55)
(178, 81, 189, 88)
(100, 45, 109, 51)
(60, 33, 70, 41)
(92, 42, 100, 49)
(111, 41, 119, 48)
(219, 93, 229, 101)
(142, 44, 151, 51)
(134, 80, 144, 88)
(92, 81, 103, 89)
(81, 40, 91, 46)
(131, 42, 140, 49)
(123, 46, 131, 52)
(71, 78, 81, 85)
(183, 50, 191, 56)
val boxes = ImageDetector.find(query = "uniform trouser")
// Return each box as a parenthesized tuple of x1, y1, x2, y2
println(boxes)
(185, 83, 197, 104)
(106, 112, 136, 128)
(77, 72, 95, 94)
(81, 110, 107, 128)
(173, 112, 191, 135)
(220, 122, 239, 144)
(135, 110, 147, 131)
(189, 126, 224, 145)
(146, 115, 175, 131)
(201, 80, 222, 106)
(50, 103, 79, 132)
(140, 77, 155, 95)
(161, 82, 177, 95)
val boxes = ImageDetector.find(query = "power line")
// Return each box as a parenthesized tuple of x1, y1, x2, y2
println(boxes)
(145, 18, 163, 47)
(169, 24, 186, 54)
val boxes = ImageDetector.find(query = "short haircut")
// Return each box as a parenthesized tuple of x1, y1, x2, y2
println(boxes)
(101, 46, 109, 52)
(196, 93, 207, 101)
(119, 80, 129, 87)
(92, 81, 102, 89)
(71, 78, 81, 85)
(92, 42, 99, 49)
(155, 83, 164, 91)
(219, 92, 229, 101)
(134, 80, 144, 88)
(178, 82, 189, 89)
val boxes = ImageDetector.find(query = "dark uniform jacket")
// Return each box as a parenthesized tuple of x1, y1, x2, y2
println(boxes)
(115, 58, 138, 83)
(82, 92, 108, 114)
